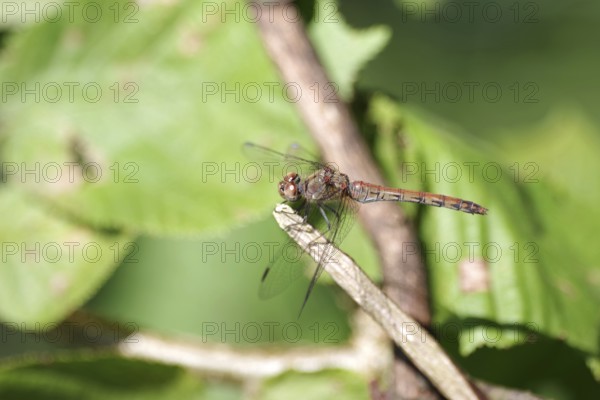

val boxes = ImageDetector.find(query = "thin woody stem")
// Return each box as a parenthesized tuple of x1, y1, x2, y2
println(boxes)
(272, 204, 482, 400)
(251, 1, 432, 396)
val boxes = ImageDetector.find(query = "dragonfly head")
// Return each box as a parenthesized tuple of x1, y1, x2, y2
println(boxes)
(278, 172, 302, 202)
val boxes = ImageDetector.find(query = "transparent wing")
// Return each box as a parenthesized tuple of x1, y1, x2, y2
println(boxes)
(259, 194, 359, 315)
(245, 142, 359, 315)
(286, 142, 320, 163)
(296, 195, 358, 315)
(243, 142, 324, 179)
(258, 226, 309, 300)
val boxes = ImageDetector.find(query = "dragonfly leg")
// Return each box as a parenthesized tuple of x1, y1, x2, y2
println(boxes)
(300, 200, 310, 224)
(321, 203, 342, 232)
(318, 205, 332, 232)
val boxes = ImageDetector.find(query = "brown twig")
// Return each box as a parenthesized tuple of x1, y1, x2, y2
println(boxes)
(249, 0, 429, 323)
(251, 0, 433, 397)
(272, 205, 546, 400)
(272, 204, 481, 400)
(67, 312, 541, 400)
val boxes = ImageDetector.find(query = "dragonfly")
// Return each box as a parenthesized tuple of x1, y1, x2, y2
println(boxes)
(244, 142, 487, 316)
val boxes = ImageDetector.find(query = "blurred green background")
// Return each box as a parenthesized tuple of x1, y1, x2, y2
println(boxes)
(0, 0, 599, 398)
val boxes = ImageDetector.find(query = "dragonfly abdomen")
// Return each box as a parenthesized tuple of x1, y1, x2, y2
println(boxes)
(349, 181, 487, 215)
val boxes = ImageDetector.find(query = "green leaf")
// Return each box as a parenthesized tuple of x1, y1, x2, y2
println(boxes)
(0, 187, 130, 324)
(368, 95, 600, 356)
(308, 0, 390, 100)
(493, 109, 600, 355)
(0, 0, 306, 236)
(0, 353, 212, 399)
(586, 357, 600, 382)
(0, 0, 387, 333)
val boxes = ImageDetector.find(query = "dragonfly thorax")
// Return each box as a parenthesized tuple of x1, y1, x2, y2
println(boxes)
(278, 172, 302, 202)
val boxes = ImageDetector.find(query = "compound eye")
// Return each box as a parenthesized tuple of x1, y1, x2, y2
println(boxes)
(277, 179, 299, 201)
(284, 172, 299, 183)
(278, 172, 301, 201)
(282, 182, 298, 201)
